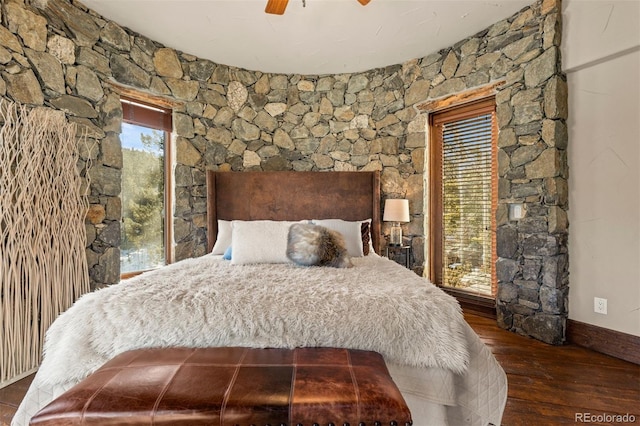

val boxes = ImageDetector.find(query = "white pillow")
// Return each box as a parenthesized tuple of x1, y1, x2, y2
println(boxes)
(311, 219, 365, 257)
(211, 220, 232, 255)
(231, 220, 301, 264)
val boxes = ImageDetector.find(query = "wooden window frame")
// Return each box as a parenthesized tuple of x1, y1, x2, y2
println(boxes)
(120, 97, 173, 279)
(429, 97, 498, 305)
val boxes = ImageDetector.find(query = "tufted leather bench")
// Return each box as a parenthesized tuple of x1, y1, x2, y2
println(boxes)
(30, 346, 412, 426)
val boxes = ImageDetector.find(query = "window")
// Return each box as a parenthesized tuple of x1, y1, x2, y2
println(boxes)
(120, 98, 173, 276)
(429, 98, 497, 298)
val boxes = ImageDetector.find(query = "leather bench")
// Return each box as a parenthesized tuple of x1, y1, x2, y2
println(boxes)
(30, 346, 412, 426)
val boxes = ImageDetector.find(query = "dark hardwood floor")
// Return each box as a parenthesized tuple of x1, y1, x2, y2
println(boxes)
(1, 313, 638, 425)
(0, 373, 33, 426)
(465, 313, 640, 425)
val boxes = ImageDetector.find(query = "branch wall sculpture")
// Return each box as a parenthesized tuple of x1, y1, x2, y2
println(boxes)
(0, 100, 91, 387)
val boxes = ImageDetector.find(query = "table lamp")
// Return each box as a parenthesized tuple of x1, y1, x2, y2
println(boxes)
(383, 199, 409, 246)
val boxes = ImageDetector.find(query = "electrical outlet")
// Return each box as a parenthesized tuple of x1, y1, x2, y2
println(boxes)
(594, 297, 607, 315)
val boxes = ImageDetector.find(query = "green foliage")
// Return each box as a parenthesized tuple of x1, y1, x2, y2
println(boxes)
(444, 262, 472, 288)
(121, 130, 165, 268)
(140, 131, 164, 152)
(442, 134, 492, 291)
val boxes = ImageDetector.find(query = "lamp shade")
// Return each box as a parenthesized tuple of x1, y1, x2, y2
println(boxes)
(383, 199, 409, 222)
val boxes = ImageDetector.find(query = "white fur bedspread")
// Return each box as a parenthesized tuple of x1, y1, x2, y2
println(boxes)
(12, 254, 507, 425)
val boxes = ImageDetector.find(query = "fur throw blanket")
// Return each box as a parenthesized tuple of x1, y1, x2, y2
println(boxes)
(286, 223, 353, 268)
(37, 254, 469, 390)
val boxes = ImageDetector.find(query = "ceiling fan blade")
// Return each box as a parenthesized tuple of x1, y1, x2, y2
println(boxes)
(357, 0, 371, 5)
(265, 0, 289, 15)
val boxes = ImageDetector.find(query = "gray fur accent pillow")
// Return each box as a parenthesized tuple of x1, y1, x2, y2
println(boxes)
(286, 223, 353, 268)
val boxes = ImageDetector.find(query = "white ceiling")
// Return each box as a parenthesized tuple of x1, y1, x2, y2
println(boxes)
(81, 0, 533, 75)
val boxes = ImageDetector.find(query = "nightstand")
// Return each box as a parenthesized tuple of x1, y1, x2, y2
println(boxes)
(385, 245, 411, 269)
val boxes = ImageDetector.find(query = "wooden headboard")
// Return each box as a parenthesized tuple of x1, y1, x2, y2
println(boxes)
(206, 171, 381, 254)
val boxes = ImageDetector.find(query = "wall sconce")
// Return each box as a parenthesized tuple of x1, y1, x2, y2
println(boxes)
(383, 199, 409, 246)
(509, 203, 525, 221)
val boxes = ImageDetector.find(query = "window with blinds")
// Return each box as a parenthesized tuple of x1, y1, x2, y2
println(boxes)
(120, 97, 173, 277)
(429, 98, 497, 298)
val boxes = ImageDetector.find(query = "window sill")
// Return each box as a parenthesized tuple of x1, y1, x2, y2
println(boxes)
(441, 287, 496, 319)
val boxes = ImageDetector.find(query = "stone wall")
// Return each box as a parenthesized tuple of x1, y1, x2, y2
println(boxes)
(409, 0, 569, 344)
(0, 0, 568, 344)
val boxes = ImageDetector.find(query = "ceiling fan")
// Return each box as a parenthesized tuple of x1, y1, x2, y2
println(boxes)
(265, 0, 371, 15)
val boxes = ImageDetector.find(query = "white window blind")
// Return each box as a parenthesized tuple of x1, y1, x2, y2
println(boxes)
(436, 107, 497, 296)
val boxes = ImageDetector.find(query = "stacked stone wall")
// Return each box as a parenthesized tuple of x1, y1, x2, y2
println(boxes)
(0, 0, 567, 344)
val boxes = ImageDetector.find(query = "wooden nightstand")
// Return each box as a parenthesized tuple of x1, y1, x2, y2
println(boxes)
(385, 245, 411, 269)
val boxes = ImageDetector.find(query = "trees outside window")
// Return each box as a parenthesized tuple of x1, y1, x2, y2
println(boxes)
(120, 98, 172, 275)
(429, 98, 497, 298)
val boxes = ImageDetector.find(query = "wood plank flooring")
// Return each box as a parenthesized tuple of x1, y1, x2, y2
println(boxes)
(1, 312, 638, 425)
(464, 313, 640, 425)
(0, 374, 33, 426)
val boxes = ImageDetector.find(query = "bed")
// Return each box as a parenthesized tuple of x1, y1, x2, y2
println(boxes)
(12, 170, 507, 426)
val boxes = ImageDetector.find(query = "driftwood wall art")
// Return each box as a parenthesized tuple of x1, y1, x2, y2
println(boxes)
(0, 100, 91, 387)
